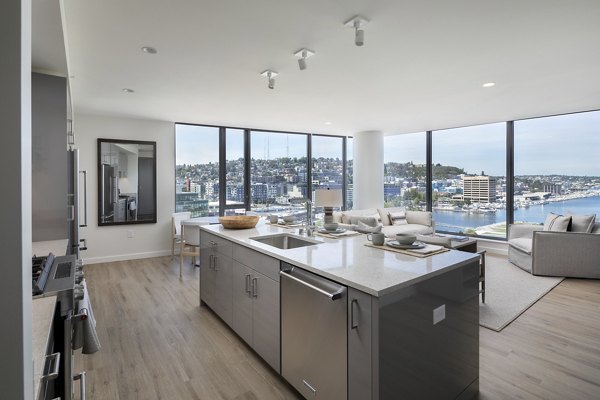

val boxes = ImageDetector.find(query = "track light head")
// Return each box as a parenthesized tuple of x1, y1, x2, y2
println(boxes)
(294, 48, 315, 71)
(261, 70, 278, 90)
(298, 58, 307, 70)
(355, 29, 364, 46)
(345, 16, 369, 47)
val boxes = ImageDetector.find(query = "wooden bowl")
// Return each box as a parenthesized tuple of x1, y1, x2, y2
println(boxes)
(218, 215, 260, 229)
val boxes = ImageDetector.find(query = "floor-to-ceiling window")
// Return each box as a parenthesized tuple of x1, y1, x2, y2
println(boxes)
(175, 125, 220, 216)
(514, 111, 600, 224)
(432, 123, 506, 237)
(312, 135, 344, 216)
(383, 132, 427, 210)
(346, 137, 353, 210)
(224, 128, 245, 213)
(250, 131, 308, 214)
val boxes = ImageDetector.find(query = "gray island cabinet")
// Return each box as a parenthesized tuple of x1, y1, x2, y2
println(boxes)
(199, 223, 480, 400)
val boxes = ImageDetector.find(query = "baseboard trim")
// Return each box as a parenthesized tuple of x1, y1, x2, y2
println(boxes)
(83, 250, 172, 265)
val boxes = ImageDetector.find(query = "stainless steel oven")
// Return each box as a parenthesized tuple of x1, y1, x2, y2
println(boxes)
(34, 253, 94, 400)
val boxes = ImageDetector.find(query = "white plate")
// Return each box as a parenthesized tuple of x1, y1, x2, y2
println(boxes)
(386, 240, 426, 250)
(318, 228, 346, 234)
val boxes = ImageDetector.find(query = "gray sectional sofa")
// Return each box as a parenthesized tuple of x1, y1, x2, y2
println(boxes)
(332, 207, 435, 237)
(508, 216, 600, 279)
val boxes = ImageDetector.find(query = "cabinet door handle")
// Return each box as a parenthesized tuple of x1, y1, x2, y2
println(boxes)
(213, 256, 219, 271)
(208, 254, 214, 269)
(351, 299, 359, 329)
(245, 274, 252, 295)
(252, 277, 258, 298)
(42, 352, 61, 380)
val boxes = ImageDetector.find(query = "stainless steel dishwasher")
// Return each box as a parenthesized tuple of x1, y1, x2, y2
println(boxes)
(280, 264, 347, 400)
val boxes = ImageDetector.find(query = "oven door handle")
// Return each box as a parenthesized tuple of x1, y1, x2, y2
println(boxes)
(42, 352, 61, 381)
(74, 371, 86, 400)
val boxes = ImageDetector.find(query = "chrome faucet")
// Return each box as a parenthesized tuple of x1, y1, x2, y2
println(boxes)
(305, 199, 314, 236)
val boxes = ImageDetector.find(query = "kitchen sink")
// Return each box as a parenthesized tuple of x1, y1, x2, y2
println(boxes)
(250, 234, 321, 250)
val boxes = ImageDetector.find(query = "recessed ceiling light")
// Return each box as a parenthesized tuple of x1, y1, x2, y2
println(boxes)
(324, 121, 332, 125)
(482, 82, 496, 88)
(141, 46, 157, 54)
(122, 88, 135, 93)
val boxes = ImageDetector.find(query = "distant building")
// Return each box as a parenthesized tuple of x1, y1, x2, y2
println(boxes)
(175, 192, 208, 217)
(462, 175, 497, 202)
(543, 183, 562, 195)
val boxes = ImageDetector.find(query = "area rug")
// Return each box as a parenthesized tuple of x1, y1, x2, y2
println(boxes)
(479, 255, 564, 332)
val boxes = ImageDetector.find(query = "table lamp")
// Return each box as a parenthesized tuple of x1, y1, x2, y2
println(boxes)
(314, 188, 343, 224)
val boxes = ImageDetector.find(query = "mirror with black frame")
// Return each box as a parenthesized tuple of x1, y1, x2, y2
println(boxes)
(97, 138, 156, 226)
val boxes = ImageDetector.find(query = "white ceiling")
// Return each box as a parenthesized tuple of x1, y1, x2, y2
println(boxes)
(40, 0, 600, 135)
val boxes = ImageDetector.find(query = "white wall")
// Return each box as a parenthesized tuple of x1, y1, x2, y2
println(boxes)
(76, 113, 175, 264)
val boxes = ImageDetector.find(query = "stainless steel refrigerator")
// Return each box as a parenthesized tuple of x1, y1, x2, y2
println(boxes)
(100, 163, 117, 224)
(68, 149, 88, 257)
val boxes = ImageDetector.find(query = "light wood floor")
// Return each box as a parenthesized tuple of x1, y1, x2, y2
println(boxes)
(75, 256, 600, 400)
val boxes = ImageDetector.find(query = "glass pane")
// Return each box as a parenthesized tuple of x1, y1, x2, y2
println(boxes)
(432, 123, 506, 237)
(312, 135, 344, 219)
(346, 137, 353, 210)
(175, 125, 220, 217)
(250, 131, 308, 215)
(225, 129, 245, 207)
(383, 133, 426, 210)
(514, 111, 600, 224)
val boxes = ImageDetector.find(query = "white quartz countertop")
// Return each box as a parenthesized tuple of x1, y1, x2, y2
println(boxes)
(32, 295, 56, 399)
(201, 221, 479, 297)
(32, 239, 69, 257)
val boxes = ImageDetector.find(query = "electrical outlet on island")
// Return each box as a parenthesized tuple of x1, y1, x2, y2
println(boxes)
(127, 230, 134, 238)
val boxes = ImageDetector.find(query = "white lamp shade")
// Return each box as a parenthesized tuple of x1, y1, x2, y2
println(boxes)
(314, 188, 343, 207)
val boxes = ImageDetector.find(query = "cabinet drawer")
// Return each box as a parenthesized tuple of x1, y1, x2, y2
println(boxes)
(233, 244, 280, 282)
(200, 231, 232, 257)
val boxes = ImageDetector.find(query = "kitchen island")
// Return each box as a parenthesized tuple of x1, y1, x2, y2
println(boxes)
(199, 221, 480, 400)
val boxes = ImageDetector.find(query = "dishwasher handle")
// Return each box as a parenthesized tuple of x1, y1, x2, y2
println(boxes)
(280, 269, 345, 301)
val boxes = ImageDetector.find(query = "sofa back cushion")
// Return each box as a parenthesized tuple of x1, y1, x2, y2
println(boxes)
(340, 209, 378, 224)
(567, 214, 596, 233)
(406, 211, 433, 227)
(543, 213, 571, 232)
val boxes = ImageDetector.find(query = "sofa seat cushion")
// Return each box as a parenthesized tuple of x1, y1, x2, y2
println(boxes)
(382, 224, 434, 237)
(509, 237, 533, 255)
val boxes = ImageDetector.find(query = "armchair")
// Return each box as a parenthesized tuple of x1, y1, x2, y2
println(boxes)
(508, 223, 600, 278)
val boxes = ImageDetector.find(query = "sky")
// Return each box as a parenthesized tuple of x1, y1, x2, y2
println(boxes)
(176, 125, 345, 164)
(384, 111, 600, 176)
(177, 111, 600, 176)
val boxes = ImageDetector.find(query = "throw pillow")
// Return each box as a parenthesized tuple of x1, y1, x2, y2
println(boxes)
(566, 214, 596, 233)
(405, 211, 433, 227)
(378, 207, 405, 226)
(542, 213, 571, 232)
(389, 211, 408, 225)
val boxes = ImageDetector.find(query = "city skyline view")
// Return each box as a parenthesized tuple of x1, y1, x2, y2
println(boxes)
(175, 110, 600, 237)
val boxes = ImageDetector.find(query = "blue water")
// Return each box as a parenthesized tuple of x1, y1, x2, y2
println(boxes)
(434, 196, 600, 232)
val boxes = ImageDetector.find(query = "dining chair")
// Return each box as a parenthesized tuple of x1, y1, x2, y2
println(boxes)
(171, 212, 191, 258)
(180, 222, 201, 278)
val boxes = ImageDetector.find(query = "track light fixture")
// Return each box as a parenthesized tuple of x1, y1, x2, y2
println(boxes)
(261, 70, 278, 90)
(344, 16, 369, 46)
(294, 48, 315, 71)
